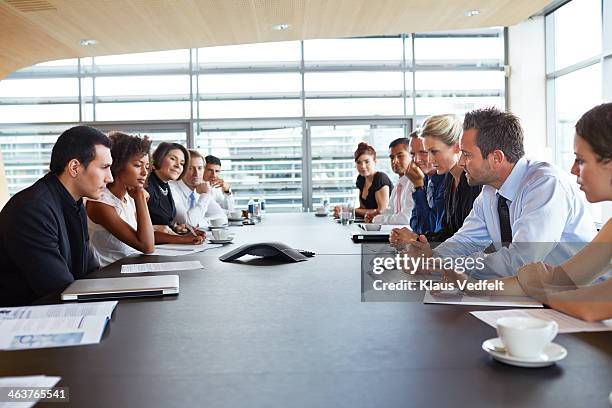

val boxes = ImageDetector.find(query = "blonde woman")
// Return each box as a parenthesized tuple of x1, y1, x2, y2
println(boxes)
(390, 114, 481, 246)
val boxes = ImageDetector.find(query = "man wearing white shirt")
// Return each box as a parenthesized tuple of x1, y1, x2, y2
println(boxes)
(406, 107, 597, 279)
(204, 155, 235, 212)
(170, 150, 227, 227)
(369, 138, 414, 225)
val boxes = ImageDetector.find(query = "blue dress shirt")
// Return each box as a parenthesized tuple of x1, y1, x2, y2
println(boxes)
(433, 158, 597, 279)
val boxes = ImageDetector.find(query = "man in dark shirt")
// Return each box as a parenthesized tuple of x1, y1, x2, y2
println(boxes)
(0, 126, 113, 306)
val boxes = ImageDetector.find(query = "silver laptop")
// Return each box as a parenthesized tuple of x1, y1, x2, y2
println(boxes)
(61, 275, 179, 301)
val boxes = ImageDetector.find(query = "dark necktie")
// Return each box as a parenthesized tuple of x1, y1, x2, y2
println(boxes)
(497, 194, 512, 247)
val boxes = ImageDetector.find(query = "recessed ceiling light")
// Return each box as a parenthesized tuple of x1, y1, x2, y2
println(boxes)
(79, 39, 98, 46)
(272, 24, 290, 31)
(465, 10, 480, 17)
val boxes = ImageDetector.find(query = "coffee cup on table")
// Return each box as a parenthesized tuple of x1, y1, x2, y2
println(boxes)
(209, 218, 225, 227)
(229, 210, 243, 219)
(315, 206, 327, 214)
(496, 317, 559, 359)
(212, 229, 231, 240)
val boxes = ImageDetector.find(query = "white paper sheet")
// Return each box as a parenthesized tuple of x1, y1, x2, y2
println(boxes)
(0, 301, 117, 320)
(121, 261, 204, 274)
(424, 291, 543, 308)
(0, 315, 109, 350)
(470, 309, 612, 333)
(0, 375, 61, 408)
(149, 243, 222, 256)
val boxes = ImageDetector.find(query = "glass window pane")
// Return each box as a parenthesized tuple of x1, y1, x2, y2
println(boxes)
(0, 105, 79, 123)
(414, 31, 504, 61)
(304, 72, 404, 93)
(415, 96, 504, 116)
(198, 41, 300, 66)
(95, 102, 191, 121)
(95, 75, 190, 96)
(199, 73, 301, 94)
(311, 124, 406, 206)
(0, 125, 70, 194)
(554, 64, 602, 172)
(199, 100, 302, 119)
(194, 124, 303, 212)
(0, 78, 79, 98)
(552, 0, 602, 70)
(415, 71, 505, 91)
(306, 98, 404, 117)
(94, 50, 190, 66)
(304, 38, 403, 63)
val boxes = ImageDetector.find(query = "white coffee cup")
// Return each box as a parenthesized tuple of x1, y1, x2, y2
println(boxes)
(364, 223, 381, 231)
(315, 206, 326, 214)
(212, 229, 231, 240)
(209, 218, 225, 227)
(229, 210, 242, 219)
(496, 317, 558, 359)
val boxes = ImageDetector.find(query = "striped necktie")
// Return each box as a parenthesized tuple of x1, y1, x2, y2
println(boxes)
(189, 191, 196, 209)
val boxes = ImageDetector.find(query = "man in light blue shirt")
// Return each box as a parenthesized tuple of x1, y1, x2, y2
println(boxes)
(409, 107, 597, 279)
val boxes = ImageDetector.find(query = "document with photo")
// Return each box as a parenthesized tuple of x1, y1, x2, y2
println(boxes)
(0, 316, 109, 350)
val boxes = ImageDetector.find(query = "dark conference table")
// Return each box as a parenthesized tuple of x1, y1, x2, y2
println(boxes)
(1, 213, 611, 407)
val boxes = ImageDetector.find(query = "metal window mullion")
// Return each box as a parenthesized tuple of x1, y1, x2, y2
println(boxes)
(545, 12, 557, 163)
(300, 40, 311, 212)
(411, 33, 417, 127)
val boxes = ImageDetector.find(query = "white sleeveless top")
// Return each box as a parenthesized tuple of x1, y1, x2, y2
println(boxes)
(87, 188, 138, 267)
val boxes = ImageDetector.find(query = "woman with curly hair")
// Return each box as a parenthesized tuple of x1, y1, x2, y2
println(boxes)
(86, 131, 156, 267)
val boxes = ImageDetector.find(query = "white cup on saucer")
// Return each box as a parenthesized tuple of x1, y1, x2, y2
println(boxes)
(209, 218, 225, 227)
(496, 317, 559, 359)
(315, 206, 327, 214)
(229, 210, 242, 219)
(212, 229, 231, 240)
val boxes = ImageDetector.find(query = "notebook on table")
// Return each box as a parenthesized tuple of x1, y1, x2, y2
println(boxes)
(61, 275, 179, 301)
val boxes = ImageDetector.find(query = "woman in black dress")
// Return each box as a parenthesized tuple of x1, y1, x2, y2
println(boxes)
(353, 142, 393, 219)
(146, 142, 204, 245)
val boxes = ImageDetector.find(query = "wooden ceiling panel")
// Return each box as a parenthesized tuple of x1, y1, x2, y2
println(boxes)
(0, 0, 553, 79)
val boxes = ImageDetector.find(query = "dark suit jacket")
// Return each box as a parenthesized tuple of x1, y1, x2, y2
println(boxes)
(0, 174, 98, 306)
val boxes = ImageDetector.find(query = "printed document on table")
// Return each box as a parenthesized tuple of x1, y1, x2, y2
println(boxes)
(121, 260, 204, 274)
(470, 309, 612, 333)
(0, 316, 109, 350)
(149, 243, 222, 256)
(0, 375, 61, 408)
(424, 291, 543, 308)
(0, 301, 117, 320)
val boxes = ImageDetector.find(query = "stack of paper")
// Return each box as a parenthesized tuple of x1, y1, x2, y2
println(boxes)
(0, 375, 61, 408)
(424, 291, 543, 308)
(0, 301, 117, 350)
(470, 308, 612, 333)
(149, 243, 222, 256)
(121, 260, 203, 274)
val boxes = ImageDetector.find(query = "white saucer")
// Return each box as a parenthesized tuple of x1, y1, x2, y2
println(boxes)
(228, 217, 244, 222)
(209, 238, 234, 244)
(482, 338, 567, 368)
(208, 225, 228, 230)
(314, 212, 328, 217)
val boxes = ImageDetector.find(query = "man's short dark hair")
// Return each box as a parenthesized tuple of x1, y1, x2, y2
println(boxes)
(408, 130, 421, 139)
(49, 126, 112, 175)
(205, 155, 222, 167)
(151, 142, 189, 179)
(463, 107, 525, 163)
(389, 137, 410, 149)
